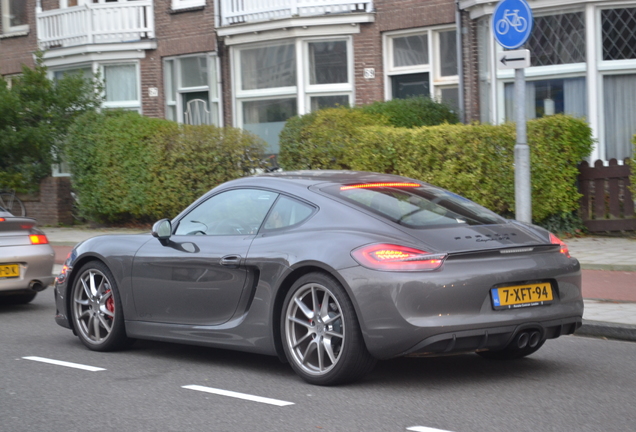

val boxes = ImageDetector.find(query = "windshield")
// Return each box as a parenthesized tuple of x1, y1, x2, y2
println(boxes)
(323, 183, 505, 228)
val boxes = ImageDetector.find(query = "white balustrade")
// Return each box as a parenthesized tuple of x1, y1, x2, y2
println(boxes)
(37, 0, 155, 49)
(219, 0, 373, 26)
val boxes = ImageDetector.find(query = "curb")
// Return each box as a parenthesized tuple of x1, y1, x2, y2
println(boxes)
(581, 264, 636, 272)
(575, 320, 636, 342)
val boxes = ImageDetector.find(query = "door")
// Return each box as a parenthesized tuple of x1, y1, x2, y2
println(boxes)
(131, 189, 278, 325)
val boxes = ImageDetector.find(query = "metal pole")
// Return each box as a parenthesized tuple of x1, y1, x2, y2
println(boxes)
(514, 67, 532, 223)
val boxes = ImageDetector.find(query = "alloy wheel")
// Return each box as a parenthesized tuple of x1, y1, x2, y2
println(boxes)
(284, 282, 345, 376)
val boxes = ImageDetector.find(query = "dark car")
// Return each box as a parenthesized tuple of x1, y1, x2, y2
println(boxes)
(53, 171, 583, 385)
(0, 207, 55, 304)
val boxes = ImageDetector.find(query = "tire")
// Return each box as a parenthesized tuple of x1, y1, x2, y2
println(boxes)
(0, 192, 26, 217)
(281, 272, 376, 385)
(477, 338, 545, 360)
(1, 292, 37, 305)
(70, 261, 131, 351)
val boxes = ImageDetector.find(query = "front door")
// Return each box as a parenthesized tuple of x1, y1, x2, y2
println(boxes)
(131, 189, 278, 325)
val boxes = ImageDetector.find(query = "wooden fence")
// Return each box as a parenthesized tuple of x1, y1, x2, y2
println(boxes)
(578, 159, 635, 232)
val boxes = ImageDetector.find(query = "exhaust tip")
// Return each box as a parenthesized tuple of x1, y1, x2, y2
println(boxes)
(28, 281, 46, 292)
(528, 331, 541, 348)
(516, 332, 529, 349)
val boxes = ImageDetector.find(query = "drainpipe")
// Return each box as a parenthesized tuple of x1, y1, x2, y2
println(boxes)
(455, 0, 465, 123)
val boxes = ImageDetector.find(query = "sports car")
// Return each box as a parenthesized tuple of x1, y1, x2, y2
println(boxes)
(53, 171, 583, 385)
(1, 207, 55, 304)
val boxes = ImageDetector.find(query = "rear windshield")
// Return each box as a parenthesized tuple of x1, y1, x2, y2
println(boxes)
(323, 183, 505, 228)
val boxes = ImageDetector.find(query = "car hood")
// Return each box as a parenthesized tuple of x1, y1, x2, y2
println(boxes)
(401, 221, 549, 254)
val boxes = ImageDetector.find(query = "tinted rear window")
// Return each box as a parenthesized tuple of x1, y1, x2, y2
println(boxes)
(323, 183, 504, 228)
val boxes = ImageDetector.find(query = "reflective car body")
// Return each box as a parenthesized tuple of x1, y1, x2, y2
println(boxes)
(53, 171, 583, 384)
(0, 208, 55, 303)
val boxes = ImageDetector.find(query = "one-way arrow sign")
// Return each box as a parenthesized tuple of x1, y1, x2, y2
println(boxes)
(497, 49, 531, 70)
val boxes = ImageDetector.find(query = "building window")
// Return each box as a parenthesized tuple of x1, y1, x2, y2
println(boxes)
(164, 54, 220, 126)
(504, 77, 587, 121)
(171, 0, 206, 11)
(603, 74, 636, 160)
(1, 0, 28, 33)
(602, 8, 636, 61)
(101, 63, 140, 111)
(234, 37, 353, 153)
(385, 28, 459, 107)
(528, 12, 586, 66)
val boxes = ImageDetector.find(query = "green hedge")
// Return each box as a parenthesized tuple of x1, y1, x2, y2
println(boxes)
(66, 110, 265, 223)
(280, 110, 593, 224)
(358, 96, 459, 128)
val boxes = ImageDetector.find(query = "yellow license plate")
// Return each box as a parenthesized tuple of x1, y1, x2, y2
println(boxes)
(491, 282, 553, 310)
(0, 264, 20, 279)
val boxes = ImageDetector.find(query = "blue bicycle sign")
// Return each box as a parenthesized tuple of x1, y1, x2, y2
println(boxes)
(496, 9, 528, 35)
(492, 0, 533, 49)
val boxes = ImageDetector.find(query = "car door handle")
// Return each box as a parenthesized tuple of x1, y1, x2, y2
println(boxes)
(220, 255, 242, 268)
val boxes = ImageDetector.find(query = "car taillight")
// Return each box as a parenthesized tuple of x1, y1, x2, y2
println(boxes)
(340, 182, 420, 191)
(351, 244, 447, 272)
(29, 234, 49, 245)
(549, 233, 570, 258)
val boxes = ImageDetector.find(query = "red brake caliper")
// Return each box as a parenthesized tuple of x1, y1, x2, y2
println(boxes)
(105, 290, 115, 317)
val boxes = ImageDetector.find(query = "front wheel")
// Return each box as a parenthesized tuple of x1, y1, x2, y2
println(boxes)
(70, 261, 131, 351)
(281, 272, 376, 385)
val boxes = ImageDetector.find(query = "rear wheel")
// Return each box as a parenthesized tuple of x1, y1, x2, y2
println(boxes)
(71, 261, 131, 351)
(281, 272, 376, 385)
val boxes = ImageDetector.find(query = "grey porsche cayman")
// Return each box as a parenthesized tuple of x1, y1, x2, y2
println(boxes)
(54, 171, 582, 385)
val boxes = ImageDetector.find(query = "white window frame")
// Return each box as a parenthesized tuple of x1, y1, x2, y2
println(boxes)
(2, 0, 29, 34)
(171, 0, 206, 11)
(164, 52, 222, 126)
(233, 36, 354, 126)
(596, 3, 636, 162)
(493, 6, 589, 125)
(383, 26, 459, 102)
(100, 61, 141, 111)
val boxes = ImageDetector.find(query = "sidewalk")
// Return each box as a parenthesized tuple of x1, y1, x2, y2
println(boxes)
(43, 227, 636, 342)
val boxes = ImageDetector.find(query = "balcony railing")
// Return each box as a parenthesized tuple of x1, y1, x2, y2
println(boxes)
(219, 0, 373, 26)
(36, 0, 154, 50)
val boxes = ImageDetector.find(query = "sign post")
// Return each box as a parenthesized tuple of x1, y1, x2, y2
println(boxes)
(493, 0, 533, 224)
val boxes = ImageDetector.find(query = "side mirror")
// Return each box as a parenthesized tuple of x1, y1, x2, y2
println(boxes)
(152, 219, 172, 241)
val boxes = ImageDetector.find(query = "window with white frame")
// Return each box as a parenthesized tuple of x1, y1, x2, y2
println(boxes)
(1, 0, 28, 34)
(385, 28, 459, 109)
(102, 63, 140, 111)
(164, 54, 220, 126)
(52, 62, 140, 112)
(171, 0, 206, 11)
(601, 7, 636, 160)
(500, 10, 588, 124)
(234, 37, 353, 153)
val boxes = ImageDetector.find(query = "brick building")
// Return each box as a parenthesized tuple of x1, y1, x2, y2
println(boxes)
(1, 0, 460, 155)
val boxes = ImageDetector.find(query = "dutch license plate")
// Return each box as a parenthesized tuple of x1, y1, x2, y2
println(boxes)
(0, 264, 20, 279)
(491, 282, 553, 310)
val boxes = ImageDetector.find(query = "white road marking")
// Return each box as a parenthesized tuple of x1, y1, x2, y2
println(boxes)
(22, 356, 106, 372)
(407, 427, 455, 432)
(182, 385, 294, 407)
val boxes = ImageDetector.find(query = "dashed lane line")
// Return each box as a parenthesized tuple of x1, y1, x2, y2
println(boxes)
(182, 385, 295, 407)
(22, 356, 106, 372)
(407, 427, 455, 432)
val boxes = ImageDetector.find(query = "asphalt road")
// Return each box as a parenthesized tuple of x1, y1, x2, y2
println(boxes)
(2, 291, 635, 432)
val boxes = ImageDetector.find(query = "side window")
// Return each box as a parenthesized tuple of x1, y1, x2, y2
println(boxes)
(263, 196, 315, 230)
(175, 189, 278, 236)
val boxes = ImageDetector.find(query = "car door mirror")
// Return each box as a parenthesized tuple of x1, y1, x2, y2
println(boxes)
(152, 219, 172, 241)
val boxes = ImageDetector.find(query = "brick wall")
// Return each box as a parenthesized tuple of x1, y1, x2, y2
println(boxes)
(462, 10, 481, 122)
(0, 0, 38, 76)
(141, 0, 218, 119)
(22, 177, 73, 226)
